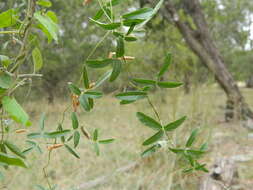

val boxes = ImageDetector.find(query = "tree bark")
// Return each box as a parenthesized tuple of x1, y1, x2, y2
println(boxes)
(144, 0, 253, 121)
(246, 76, 253, 88)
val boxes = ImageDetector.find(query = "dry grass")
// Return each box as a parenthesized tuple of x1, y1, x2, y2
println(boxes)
(2, 86, 253, 190)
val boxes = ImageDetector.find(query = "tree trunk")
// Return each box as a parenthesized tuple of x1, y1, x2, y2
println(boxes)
(246, 76, 253, 88)
(158, 0, 253, 121)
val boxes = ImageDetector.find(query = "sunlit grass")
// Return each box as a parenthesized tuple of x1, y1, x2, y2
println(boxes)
(2, 86, 253, 190)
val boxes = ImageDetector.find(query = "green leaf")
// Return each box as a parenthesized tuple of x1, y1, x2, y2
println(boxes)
(39, 113, 46, 131)
(64, 144, 80, 159)
(139, 0, 164, 27)
(71, 112, 79, 129)
(57, 124, 65, 143)
(123, 19, 144, 27)
(34, 12, 59, 42)
(37, 0, 52, 7)
(83, 66, 90, 89)
(116, 36, 124, 57)
(115, 91, 147, 101)
(0, 153, 27, 168)
(126, 24, 136, 35)
(0, 73, 12, 89)
(158, 52, 172, 77)
(124, 36, 138, 42)
(164, 116, 186, 131)
(169, 148, 185, 154)
(89, 98, 94, 110)
(93, 129, 98, 141)
(44, 130, 71, 139)
(79, 94, 91, 111)
(73, 131, 80, 148)
(110, 60, 122, 82)
(94, 70, 112, 89)
(4, 141, 26, 159)
(136, 112, 162, 130)
(141, 144, 160, 157)
(98, 139, 115, 144)
(84, 91, 103, 99)
(2, 96, 31, 126)
(0, 55, 11, 67)
(186, 149, 205, 157)
(132, 78, 156, 86)
(86, 59, 115, 68)
(157, 81, 183, 88)
(200, 143, 208, 151)
(27, 133, 43, 139)
(123, 8, 153, 20)
(89, 18, 121, 30)
(120, 100, 136, 105)
(0, 9, 18, 29)
(186, 129, 199, 147)
(142, 130, 164, 146)
(93, 142, 100, 156)
(68, 82, 81, 95)
(32, 47, 43, 71)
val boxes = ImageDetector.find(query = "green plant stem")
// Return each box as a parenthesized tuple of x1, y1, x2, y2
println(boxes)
(10, 0, 36, 73)
(97, 0, 112, 22)
(146, 95, 161, 123)
(78, 31, 110, 86)
(43, 150, 52, 190)
(0, 30, 19, 34)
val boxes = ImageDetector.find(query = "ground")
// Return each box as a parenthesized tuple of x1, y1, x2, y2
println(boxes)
(2, 86, 253, 190)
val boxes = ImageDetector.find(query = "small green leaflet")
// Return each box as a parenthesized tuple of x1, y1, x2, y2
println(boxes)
(0, 9, 18, 29)
(138, 0, 164, 28)
(73, 131, 80, 148)
(89, 18, 121, 30)
(158, 52, 172, 77)
(122, 8, 153, 20)
(0, 73, 12, 89)
(32, 47, 43, 71)
(71, 112, 79, 129)
(39, 113, 46, 130)
(116, 36, 124, 57)
(68, 82, 81, 95)
(93, 142, 100, 156)
(110, 60, 122, 82)
(84, 91, 103, 99)
(36, 0, 52, 7)
(124, 36, 138, 42)
(64, 144, 80, 159)
(93, 129, 98, 141)
(98, 139, 115, 144)
(115, 91, 147, 101)
(136, 112, 162, 130)
(186, 129, 199, 147)
(79, 94, 91, 111)
(86, 59, 114, 68)
(27, 133, 43, 139)
(43, 130, 71, 139)
(4, 141, 25, 159)
(120, 100, 136, 105)
(0, 55, 11, 67)
(132, 78, 156, 86)
(0, 153, 27, 168)
(142, 130, 164, 146)
(164, 116, 186, 131)
(141, 144, 160, 157)
(2, 96, 31, 126)
(83, 66, 90, 89)
(157, 81, 183, 88)
(34, 12, 59, 42)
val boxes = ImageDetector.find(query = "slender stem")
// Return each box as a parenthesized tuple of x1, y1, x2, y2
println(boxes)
(97, 0, 112, 22)
(147, 95, 161, 123)
(43, 150, 52, 190)
(0, 30, 19, 34)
